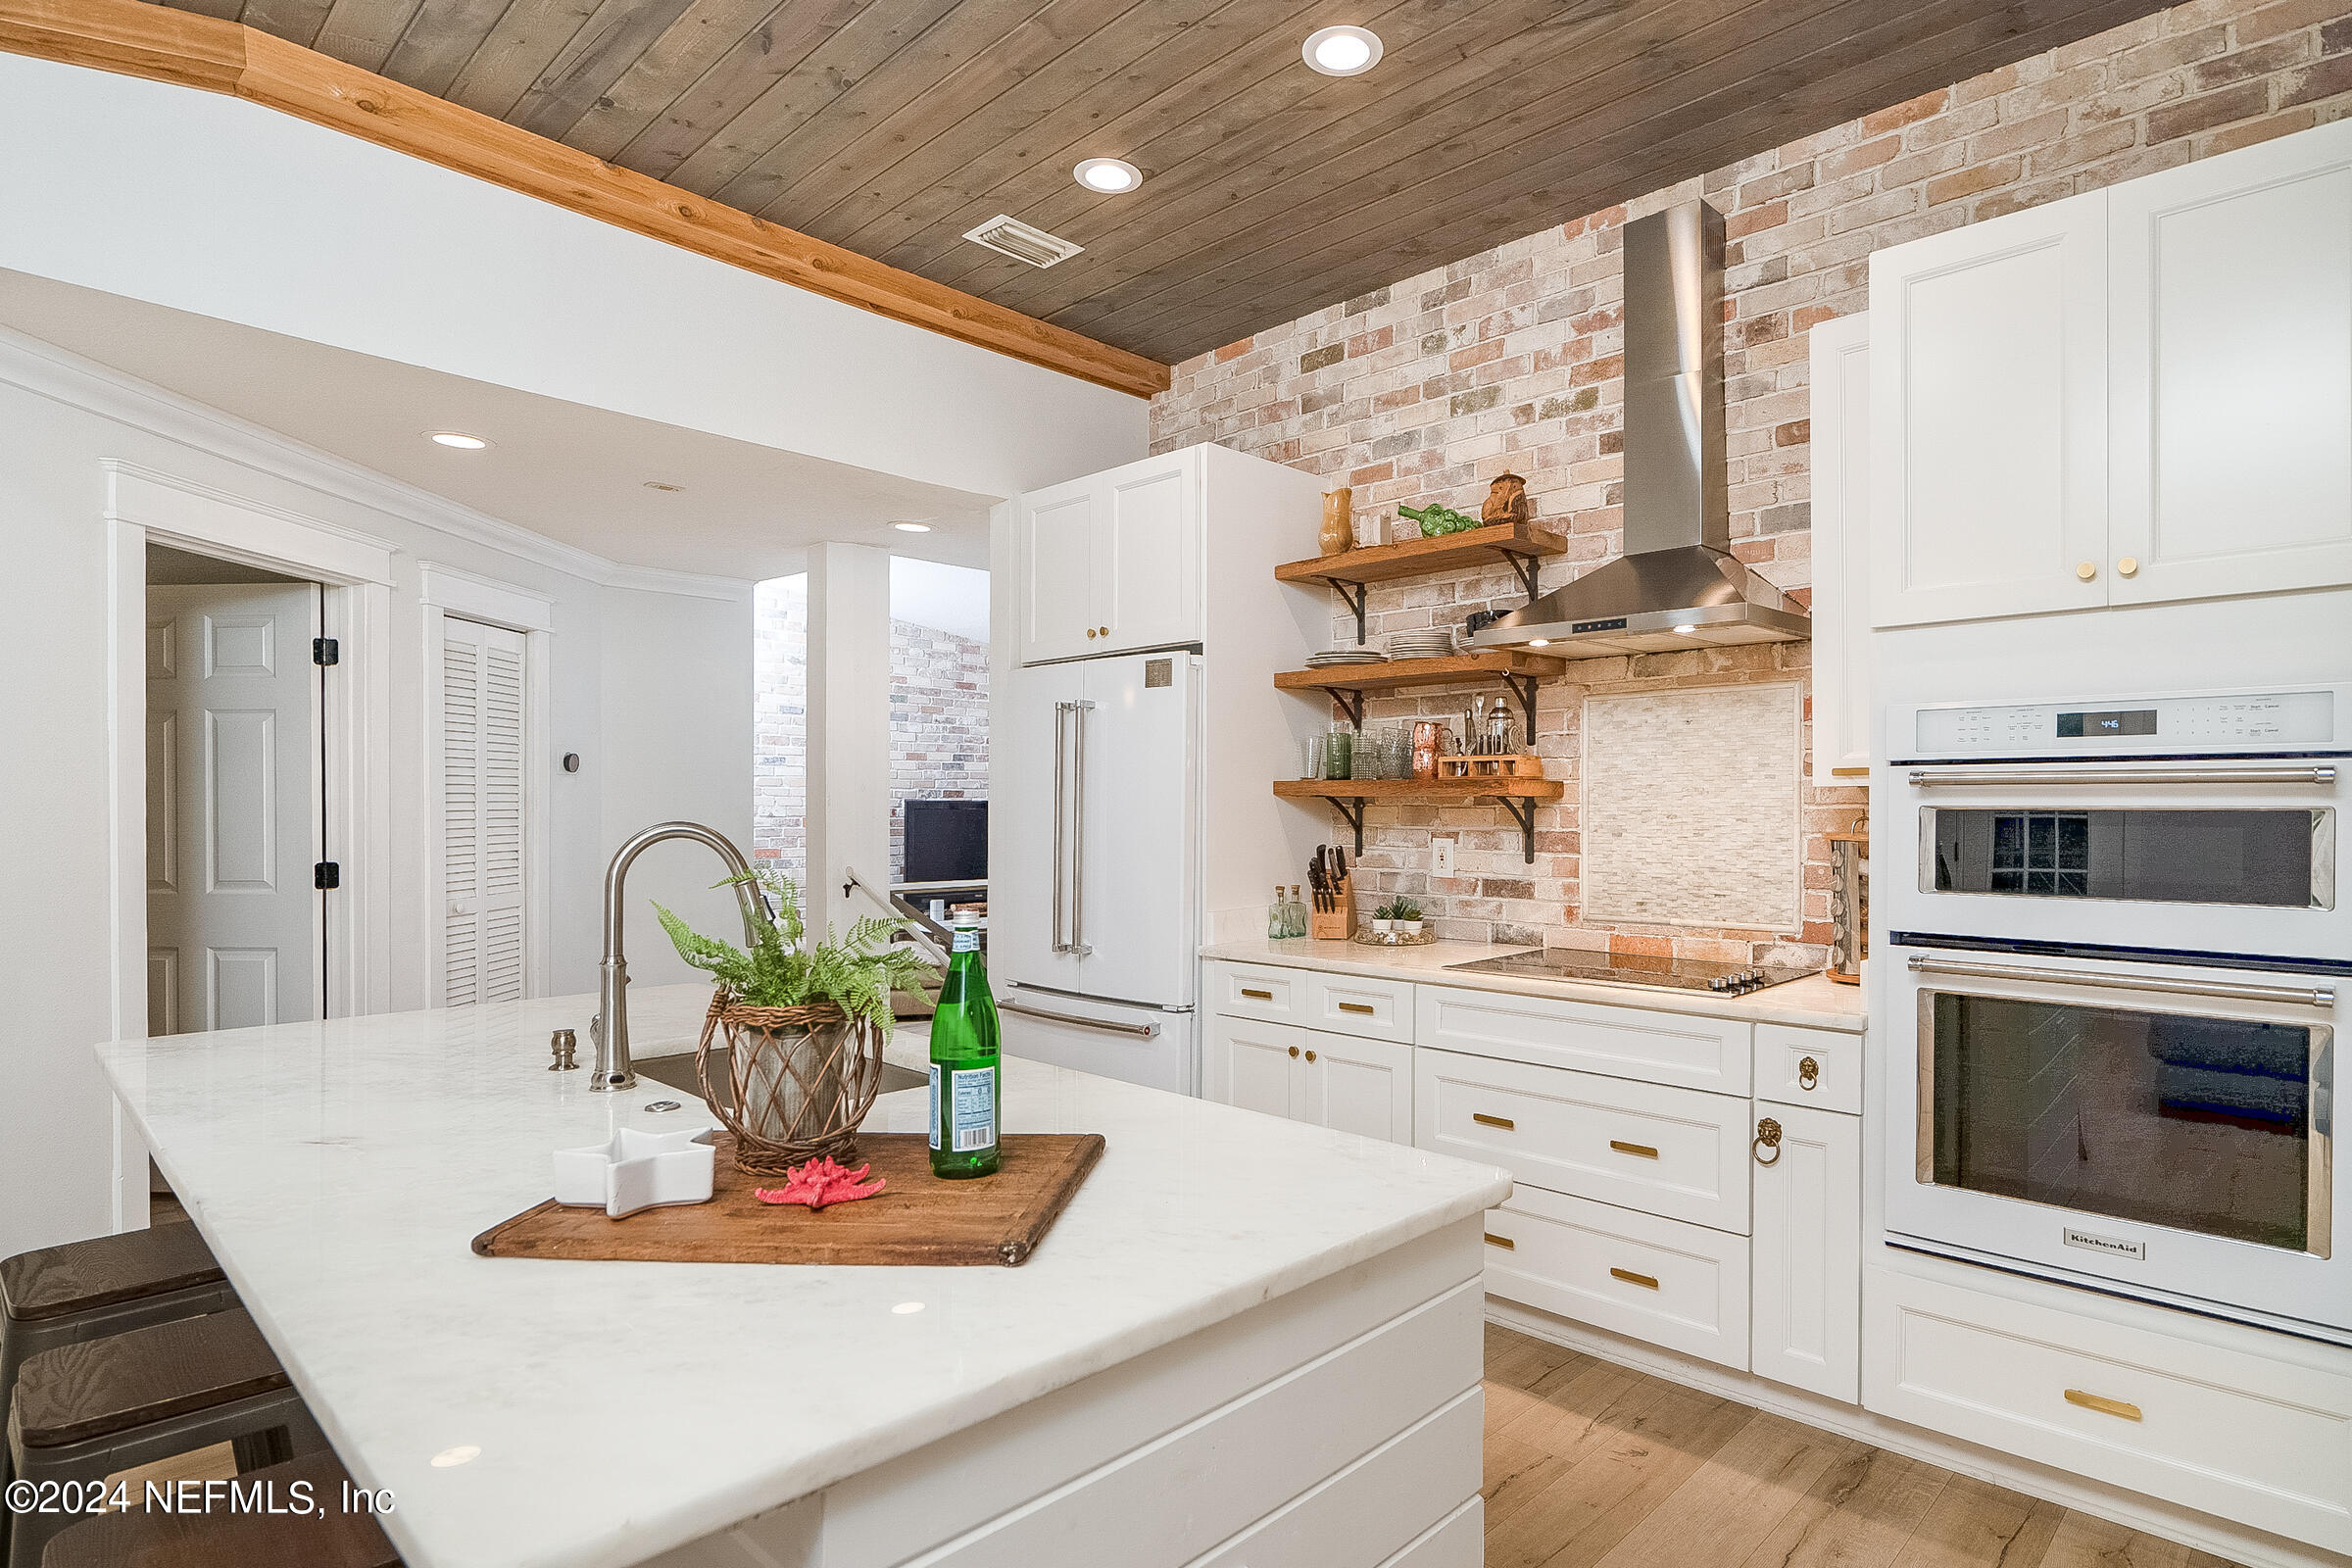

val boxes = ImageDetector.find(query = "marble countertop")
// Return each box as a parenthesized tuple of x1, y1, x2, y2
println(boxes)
(93, 985, 1511, 1568)
(1199, 937, 1868, 1033)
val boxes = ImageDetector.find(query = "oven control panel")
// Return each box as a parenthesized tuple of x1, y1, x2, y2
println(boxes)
(1911, 688, 2338, 757)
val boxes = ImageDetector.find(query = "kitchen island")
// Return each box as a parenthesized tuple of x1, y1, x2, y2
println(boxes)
(92, 984, 1511, 1568)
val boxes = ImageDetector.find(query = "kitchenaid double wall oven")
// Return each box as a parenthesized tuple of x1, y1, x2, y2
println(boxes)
(1882, 684, 2349, 1344)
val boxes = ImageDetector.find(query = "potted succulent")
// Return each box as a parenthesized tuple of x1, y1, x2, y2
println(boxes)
(657, 869, 937, 1173)
(1374, 897, 1423, 940)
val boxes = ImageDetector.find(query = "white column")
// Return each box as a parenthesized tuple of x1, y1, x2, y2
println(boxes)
(805, 543, 894, 937)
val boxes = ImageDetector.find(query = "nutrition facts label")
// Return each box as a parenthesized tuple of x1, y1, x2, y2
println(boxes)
(1911, 689, 2337, 756)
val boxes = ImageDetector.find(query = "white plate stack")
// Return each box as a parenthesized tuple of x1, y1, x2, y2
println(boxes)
(1303, 646, 1389, 667)
(1386, 629, 1457, 662)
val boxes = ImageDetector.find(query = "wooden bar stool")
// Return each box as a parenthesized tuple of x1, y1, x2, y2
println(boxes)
(1, 1227, 234, 1558)
(39, 1449, 401, 1567)
(5, 1309, 325, 1568)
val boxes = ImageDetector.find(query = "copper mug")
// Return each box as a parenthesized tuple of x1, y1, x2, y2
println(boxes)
(1410, 720, 1446, 780)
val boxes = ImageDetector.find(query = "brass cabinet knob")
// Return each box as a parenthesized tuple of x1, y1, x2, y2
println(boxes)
(1086, 627, 1098, 638)
(1753, 1116, 1784, 1165)
(1287, 1045, 1299, 1058)
(2117, 557, 2140, 577)
(2076, 561, 2097, 581)
(1304, 1049, 1318, 1062)
(1099, 625, 1110, 636)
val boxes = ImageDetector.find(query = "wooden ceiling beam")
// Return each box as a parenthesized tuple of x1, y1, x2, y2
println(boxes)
(0, 0, 1171, 398)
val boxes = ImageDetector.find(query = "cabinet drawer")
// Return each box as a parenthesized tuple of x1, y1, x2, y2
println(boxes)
(1482, 1186, 1750, 1371)
(1865, 1267, 2352, 1553)
(1417, 984, 1751, 1096)
(1303, 972, 1415, 1043)
(1415, 1049, 1751, 1233)
(1210, 962, 1303, 1023)
(1753, 1023, 1862, 1115)
(1191, 1388, 1482, 1568)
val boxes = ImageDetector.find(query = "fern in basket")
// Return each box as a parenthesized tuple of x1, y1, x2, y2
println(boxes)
(655, 868, 937, 1038)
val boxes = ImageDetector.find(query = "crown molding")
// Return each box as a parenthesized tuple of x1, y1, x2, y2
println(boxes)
(0, 323, 762, 594)
(0, 0, 1167, 399)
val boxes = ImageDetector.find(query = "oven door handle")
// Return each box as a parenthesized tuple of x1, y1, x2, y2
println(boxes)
(1907, 765, 2336, 788)
(1907, 954, 2337, 1009)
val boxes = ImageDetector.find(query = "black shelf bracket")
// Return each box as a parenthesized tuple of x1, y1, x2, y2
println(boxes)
(1499, 549, 1543, 603)
(1331, 578, 1368, 644)
(1495, 796, 1540, 863)
(1324, 796, 1367, 855)
(1502, 672, 1540, 743)
(1327, 688, 1365, 730)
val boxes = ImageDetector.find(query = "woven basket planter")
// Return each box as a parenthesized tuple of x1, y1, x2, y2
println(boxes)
(695, 992, 886, 1175)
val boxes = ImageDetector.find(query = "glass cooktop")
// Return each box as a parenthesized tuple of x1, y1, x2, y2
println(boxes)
(1446, 949, 1821, 996)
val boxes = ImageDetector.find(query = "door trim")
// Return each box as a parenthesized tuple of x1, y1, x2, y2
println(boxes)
(104, 463, 396, 1227)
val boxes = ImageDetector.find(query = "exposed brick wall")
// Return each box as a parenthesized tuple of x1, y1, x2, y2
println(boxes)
(1152, 0, 2352, 962)
(751, 576, 991, 889)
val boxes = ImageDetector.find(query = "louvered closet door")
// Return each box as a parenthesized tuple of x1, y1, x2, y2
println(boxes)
(441, 616, 528, 1004)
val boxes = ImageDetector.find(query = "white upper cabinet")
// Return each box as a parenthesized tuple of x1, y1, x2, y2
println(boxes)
(1015, 448, 1202, 664)
(1805, 312, 1872, 781)
(2109, 122, 2352, 605)
(1869, 188, 2110, 628)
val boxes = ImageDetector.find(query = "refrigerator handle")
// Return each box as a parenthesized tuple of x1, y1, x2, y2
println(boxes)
(1051, 702, 1070, 955)
(1072, 699, 1096, 957)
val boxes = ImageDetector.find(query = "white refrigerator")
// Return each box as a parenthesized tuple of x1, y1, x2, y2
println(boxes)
(994, 650, 1202, 1093)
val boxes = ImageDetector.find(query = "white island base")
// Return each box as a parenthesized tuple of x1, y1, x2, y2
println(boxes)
(654, 1218, 1486, 1568)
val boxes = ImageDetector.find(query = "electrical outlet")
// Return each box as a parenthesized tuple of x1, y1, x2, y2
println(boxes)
(1431, 836, 1456, 877)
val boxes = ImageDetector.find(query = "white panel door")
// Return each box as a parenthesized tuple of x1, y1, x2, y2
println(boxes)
(147, 583, 318, 1033)
(1300, 1029, 1412, 1144)
(1073, 653, 1198, 1007)
(1099, 451, 1200, 656)
(2110, 123, 2352, 605)
(1017, 475, 1101, 664)
(1204, 1013, 1300, 1120)
(1806, 313, 1872, 781)
(1870, 189, 2109, 626)
(439, 615, 528, 1005)
(1749, 1103, 1861, 1404)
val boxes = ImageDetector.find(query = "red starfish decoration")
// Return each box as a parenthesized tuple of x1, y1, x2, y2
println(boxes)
(754, 1155, 888, 1210)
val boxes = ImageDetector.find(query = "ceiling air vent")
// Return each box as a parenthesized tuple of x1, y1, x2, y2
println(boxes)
(961, 216, 1084, 269)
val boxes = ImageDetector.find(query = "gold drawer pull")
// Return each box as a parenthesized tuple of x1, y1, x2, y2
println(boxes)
(1241, 988, 1273, 1001)
(1609, 1267, 1660, 1291)
(1797, 1054, 1820, 1091)
(2065, 1389, 2143, 1422)
(1608, 1139, 1659, 1159)
(1337, 1002, 1376, 1015)
(1484, 1233, 1515, 1250)
(1753, 1117, 1783, 1165)
(1472, 1112, 1516, 1130)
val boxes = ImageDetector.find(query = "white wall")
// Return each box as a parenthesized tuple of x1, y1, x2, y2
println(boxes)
(0, 54, 1147, 507)
(0, 334, 752, 1260)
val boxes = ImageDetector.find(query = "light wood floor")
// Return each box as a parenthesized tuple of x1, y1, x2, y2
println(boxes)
(1483, 1324, 2245, 1568)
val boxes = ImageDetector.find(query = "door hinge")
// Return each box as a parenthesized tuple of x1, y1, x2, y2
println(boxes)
(313, 637, 339, 666)
(315, 861, 340, 890)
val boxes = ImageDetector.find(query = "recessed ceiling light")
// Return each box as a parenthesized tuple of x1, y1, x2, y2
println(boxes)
(1303, 24, 1382, 76)
(893, 521, 933, 533)
(1072, 157, 1142, 194)
(643, 480, 685, 492)
(427, 431, 488, 450)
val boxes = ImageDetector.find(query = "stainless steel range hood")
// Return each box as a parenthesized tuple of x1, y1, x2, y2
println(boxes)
(1471, 201, 1808, 659)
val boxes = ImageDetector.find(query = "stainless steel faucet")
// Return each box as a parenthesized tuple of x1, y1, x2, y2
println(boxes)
(590, 822, 772, 1092)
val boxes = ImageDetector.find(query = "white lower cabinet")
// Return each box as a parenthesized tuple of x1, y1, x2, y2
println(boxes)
(1203, 1011, 1411, 1143)
(1865, 1265, 2352, 1554)
(1748, 1103, 1860, 1403)
(1482, 1184, 1751, 1371)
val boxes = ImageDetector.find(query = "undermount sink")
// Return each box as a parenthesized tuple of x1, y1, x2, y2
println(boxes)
(631, 1050, 927, 1107)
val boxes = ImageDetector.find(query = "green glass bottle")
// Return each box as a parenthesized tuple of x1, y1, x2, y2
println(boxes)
(928, 918, 1001, 1179)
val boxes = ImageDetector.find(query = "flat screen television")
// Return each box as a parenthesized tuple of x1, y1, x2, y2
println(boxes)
(903, 799, 988, 885)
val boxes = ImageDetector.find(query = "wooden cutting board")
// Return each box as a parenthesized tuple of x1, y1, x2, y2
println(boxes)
(470, 1133, 1104, 1267)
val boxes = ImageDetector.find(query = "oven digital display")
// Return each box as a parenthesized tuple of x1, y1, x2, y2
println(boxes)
(2056, 709, 2158, 738)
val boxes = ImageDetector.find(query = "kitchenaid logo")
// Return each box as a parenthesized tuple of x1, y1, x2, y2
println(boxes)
(2063, 1228, 2146, 1262)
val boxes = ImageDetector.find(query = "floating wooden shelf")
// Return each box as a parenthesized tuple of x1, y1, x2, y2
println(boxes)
(1274, 777, 1564, 862)
(1274, 520, 1569, 643)
(1275, 650, 1565, 730)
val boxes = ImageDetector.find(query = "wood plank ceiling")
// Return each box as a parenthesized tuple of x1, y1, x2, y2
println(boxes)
(152, 0, 2174, 365)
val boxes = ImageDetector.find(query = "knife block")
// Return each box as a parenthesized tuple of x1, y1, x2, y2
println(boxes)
(1309, 871, 1357, 940)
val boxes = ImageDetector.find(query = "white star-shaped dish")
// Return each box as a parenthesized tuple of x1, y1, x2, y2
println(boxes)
(552, 1125, 718, 1218)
